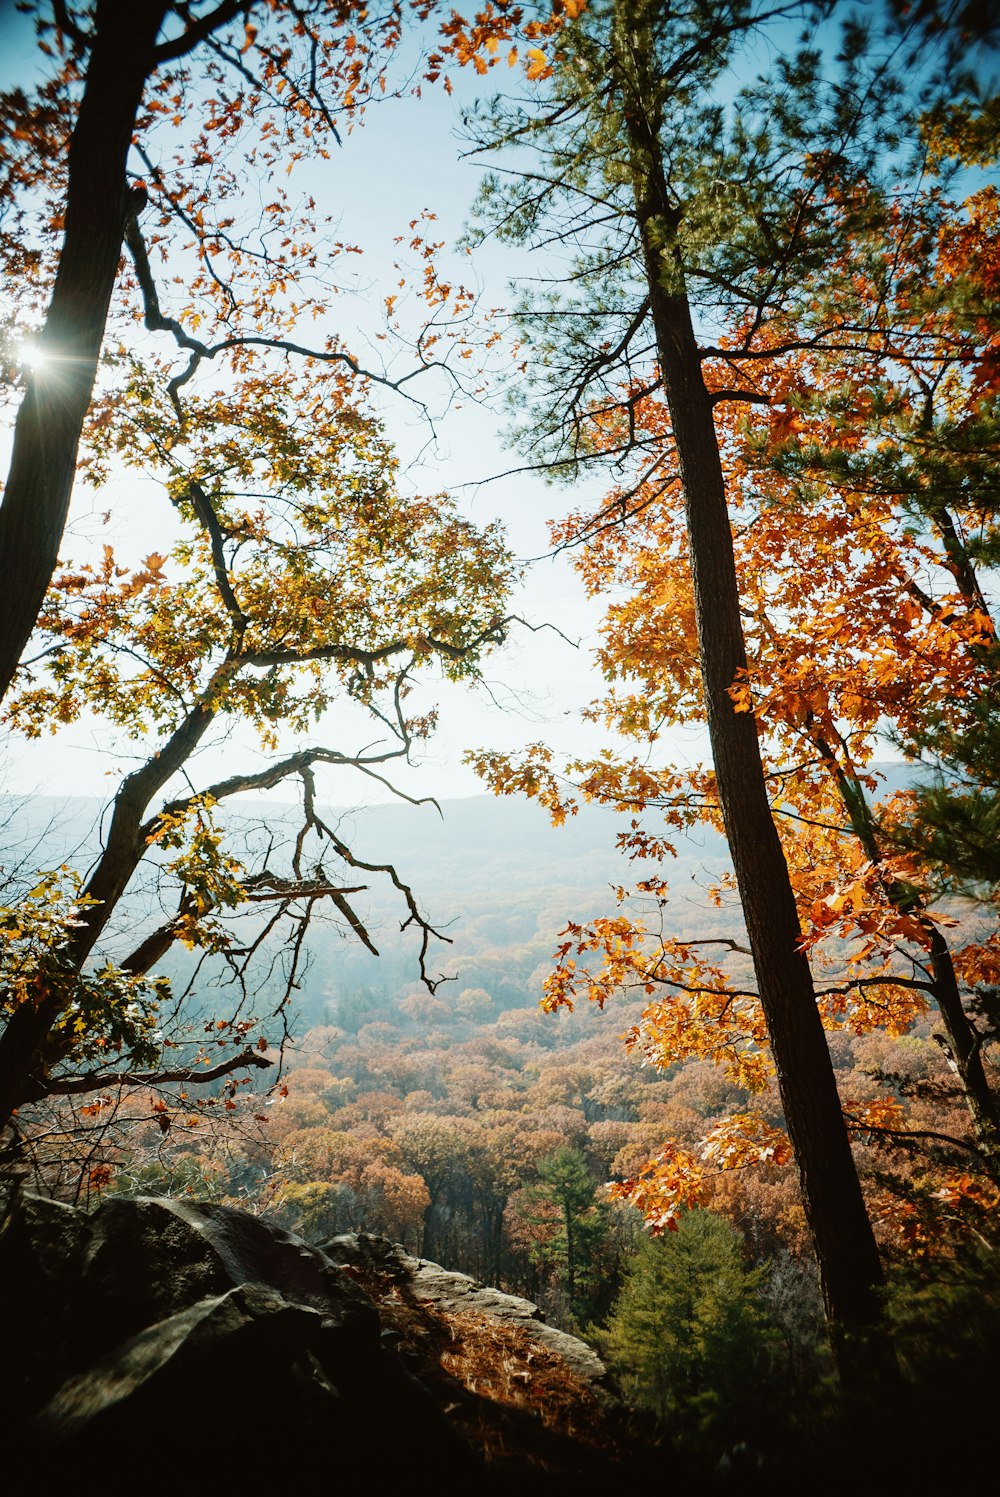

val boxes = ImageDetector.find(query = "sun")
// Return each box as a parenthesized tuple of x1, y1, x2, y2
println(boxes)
(20, 341, 48, 372)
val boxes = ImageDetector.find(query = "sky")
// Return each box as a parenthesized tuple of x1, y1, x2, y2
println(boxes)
(0, 1, 705, 814)
(4, 8, 998, 821)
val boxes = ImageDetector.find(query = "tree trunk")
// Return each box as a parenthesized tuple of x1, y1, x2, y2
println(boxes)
(0, 701, 215, 1133)
(817, 741, 1000, 1173)
(927, 927, 1000, 1166)
(0, 0, 168, 701)
(614, 17, 889, 1385)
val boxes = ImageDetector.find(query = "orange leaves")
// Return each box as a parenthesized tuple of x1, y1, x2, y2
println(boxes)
(438, 1, 585, 80)
(611, 1113, 791, 1233)
(766, 403, 804, 442)
(88, 1163, 114, 1192)
(524, 48, 552, 81)
(540, 914, 772, 1092)
(930, 1173, 1000, 1213)
(950, 929, 1000, 992)
(700, 1113, 793, 1170)
(875, 1169, 1000, 1257)
(845, 1094, 908, 1139)
(610, 1144, 707, 1233)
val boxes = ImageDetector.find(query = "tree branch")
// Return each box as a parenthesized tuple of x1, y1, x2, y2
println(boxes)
(123, 214, 449, 419)
(710, 388, 771, 407)
(42, 1047, 274, 1099)
(52, 0, 92, 48)
(844, 1113, 985, 1160)
(186, 482, 248, 637)
(151, 0, 251, 65)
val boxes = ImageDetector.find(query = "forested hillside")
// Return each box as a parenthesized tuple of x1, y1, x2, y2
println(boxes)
(1, 787, 735, 1017)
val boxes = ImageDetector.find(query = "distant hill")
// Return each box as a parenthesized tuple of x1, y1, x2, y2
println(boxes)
(0, 762, 915, 1027)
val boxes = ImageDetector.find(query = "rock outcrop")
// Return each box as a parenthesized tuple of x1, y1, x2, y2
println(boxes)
(1, 1194, 668, 1495)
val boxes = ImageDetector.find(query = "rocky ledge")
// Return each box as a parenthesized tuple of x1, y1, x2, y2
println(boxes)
(1, 1193, 667, 1495)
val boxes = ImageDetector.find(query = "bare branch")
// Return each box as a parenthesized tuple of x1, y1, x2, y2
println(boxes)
(123, 214, 449, 419)
(42, 1047, 273, 1100)
(151, 1, 251, 65)
(186, 482, 248, 637)
(298, 764, 451, 991)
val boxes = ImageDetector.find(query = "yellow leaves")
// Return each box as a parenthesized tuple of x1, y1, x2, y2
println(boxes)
(464, 744, 576, 826)
(15, 360, 515, 750)
(821, 880, 868, 920)
(536, 911, 772, 1091)
(524, 48, 552, 81)
(921, 97, 1000, 170)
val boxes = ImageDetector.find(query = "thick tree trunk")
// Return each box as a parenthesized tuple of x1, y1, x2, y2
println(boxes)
(0, 0, 167, 701)
(614, 26, 889, 1385)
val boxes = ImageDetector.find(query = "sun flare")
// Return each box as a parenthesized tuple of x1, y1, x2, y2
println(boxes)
(20, 341, 48, 371)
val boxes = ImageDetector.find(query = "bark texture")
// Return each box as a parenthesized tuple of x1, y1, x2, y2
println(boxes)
(0, 0, 168, 700)
(613, 8, 889, 1382)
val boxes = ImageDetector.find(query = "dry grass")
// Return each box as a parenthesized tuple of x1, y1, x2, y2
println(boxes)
(340, 1252, 643, 1480)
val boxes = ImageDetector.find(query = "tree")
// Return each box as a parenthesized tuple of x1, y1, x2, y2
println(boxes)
(865, 145, 1000, 897)
(0, 374, 513, 1157)
(0, 0, 520, 1174)
(710, 153, 1000, 1166)
(0, 0, 576, 701)
(0, 0, 171, 699)
(600, 1210, 775, 1455)
(558, 219, 1000, 1168)
(511, 1145, 610, 1323)
(464, 0, 907, 1376)
(1, 0, 395, 700)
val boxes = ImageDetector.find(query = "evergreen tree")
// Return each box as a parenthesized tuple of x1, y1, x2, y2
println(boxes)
(600, 1210, 776, 1454)
(525, 1147, 610, 1323)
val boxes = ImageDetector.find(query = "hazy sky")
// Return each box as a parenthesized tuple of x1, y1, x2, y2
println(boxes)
(0, 5, 706, 812)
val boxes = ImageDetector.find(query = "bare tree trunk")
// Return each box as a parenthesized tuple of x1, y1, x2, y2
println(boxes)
(614, 14, 890, 1386)
(0, 0, 167, 700)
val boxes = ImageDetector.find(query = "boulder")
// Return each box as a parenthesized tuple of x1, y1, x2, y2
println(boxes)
(322, 1232, 609, 1389)
(2, 1196, 669, 1495)
(1, 1193, 475, 1492)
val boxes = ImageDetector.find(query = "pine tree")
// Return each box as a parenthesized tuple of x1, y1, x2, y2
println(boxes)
(600, 1210, 775, 1453)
